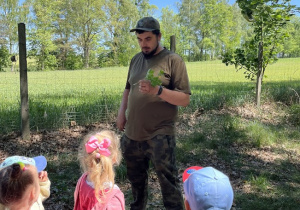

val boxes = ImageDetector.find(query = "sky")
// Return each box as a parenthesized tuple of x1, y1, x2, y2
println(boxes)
(149, 0, 300, 17)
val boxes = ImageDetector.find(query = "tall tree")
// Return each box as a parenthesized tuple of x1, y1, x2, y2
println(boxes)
(52, 0, 73, 69)
(0, 0, 30, 54)
(135, 0, 156, 17)
(178, 0, 243, 61)
(67, 0, 105, 68)
(178, 0, 200, 61)
(160, 7, 182, 55)
(102, 0, 139, 66)
(29, 0, 58, 70)
(223, 0, 297, 106)
(281, 16, 300, 57)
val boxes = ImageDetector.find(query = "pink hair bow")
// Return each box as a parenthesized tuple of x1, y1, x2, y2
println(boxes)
(85, 136, 111, 157)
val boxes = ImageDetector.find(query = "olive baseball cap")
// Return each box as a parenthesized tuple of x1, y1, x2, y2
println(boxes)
(130, 17, 160, 32)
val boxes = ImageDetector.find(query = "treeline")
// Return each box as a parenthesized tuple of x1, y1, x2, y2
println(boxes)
(0, 0, 299, 71)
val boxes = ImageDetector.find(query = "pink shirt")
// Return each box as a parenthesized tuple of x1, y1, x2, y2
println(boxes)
(74, 173, 125, 210)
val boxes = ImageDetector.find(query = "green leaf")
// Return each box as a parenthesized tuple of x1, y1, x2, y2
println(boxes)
(145, 69, 164, 87)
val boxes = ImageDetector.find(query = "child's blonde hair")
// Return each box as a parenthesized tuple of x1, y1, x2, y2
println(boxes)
(78, 130, 122, 200)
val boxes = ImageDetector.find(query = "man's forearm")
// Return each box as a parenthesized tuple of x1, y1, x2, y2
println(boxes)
(118, 89, 130, 115)
(157, 86, 190, 107)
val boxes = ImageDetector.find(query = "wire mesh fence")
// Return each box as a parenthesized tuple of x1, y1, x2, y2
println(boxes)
(1, 58, 300, 135)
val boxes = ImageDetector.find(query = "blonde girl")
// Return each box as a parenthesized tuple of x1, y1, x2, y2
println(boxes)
(74, 130, 125, 210)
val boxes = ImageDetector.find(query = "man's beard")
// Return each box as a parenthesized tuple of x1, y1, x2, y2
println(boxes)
(142, 42, 159, 59)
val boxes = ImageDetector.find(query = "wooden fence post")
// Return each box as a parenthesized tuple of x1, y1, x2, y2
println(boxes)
(170, 35, 176, 53)
(18, 23, 30, 140)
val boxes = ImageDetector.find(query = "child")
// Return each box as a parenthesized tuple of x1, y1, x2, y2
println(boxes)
(182, 166, 234, 210)
(0, 155, 51, 210)
(74, 130, 125, 210)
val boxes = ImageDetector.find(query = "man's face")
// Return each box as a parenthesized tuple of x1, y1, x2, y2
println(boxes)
(136, 31, 161, 58)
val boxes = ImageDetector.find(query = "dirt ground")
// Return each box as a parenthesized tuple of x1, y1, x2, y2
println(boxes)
(1, 105, 300, 209)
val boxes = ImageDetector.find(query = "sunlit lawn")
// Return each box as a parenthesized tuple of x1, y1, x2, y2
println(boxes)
(1, 58, 300, 133)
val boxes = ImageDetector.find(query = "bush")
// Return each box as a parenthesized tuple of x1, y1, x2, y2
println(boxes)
(288, 104, 300, 126)
(65, 52, 83, 70)
(44, 54, 58, 70)
(0, 46, 9, 72)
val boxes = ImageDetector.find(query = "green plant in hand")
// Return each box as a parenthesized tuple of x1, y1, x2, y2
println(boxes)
(145, 69, 164, 87)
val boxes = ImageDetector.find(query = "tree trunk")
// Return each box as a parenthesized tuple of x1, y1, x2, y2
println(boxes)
(84, 45, 89, 68)
(200, 47, 203, 61)
(188, 41, 191, 62)
(170, 35, 176, 52)
(256, 42, 263, 107)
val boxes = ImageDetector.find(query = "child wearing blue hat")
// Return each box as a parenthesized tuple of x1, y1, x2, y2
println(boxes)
(182, 166, 234, 210)
(0, 155, 51, 210)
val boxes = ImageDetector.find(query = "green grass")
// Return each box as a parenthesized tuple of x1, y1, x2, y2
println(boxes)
(1, 58, 300, 134)
(176, 104, 300, 210)
(0, 67, 128, 133)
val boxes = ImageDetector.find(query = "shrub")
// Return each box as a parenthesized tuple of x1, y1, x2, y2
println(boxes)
(45, 54, 58, 70)
(0, 46, 9, 72)
(288, 104, 300, 126)
(65, 52, 83, 70)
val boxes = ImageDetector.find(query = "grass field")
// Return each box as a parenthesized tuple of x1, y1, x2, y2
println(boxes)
(1, 58, 300, 134)
(1, 58, 300, 209)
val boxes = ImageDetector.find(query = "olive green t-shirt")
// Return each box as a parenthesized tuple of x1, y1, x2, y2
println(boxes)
(124, 48, 191, 141)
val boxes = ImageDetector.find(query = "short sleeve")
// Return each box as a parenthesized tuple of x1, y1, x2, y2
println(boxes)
(170, 54, 191, 95)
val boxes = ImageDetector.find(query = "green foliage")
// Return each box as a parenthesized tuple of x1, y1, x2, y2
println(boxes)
(1, 0, 299, 69)
(288, 104, 300, 126)
(248, 174, 270, 193)
(281, 16, 300, 57)
(178, 0, 243, 61)
(223, 0, 297, 80)
(145, 69, 164, 87)
(245, 121, 277, 147)
(97, 51, 116, 68)
(0, 46, 9, 72)
(44, 54, 57, 70)
(115, 162, 127, 182)
(65, 52, 83, 70)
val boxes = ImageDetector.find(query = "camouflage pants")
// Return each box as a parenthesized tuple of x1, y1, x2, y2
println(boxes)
(121, 134, 184, 210)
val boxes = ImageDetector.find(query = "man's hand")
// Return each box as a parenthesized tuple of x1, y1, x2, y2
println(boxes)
(116, 89, 129, 131)
(117, 112, 127, 131)
(139, 79, 159, 95)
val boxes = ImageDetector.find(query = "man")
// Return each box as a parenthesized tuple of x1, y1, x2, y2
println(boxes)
(117, 16, 191, 210)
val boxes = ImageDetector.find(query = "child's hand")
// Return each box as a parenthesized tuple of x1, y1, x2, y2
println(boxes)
(38, 171, 49, 182)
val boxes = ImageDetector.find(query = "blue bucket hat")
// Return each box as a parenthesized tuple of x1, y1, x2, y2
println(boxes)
(0, 155, 47, 172)
(183, 166, 234, 210)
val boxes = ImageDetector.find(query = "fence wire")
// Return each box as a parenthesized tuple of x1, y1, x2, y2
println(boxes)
(1, 58, 300, 135)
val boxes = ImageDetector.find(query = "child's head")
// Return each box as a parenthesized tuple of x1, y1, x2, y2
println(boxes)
(0, 156, 47, 208)
(182, 166, 234, 210)
(78, 130, 122, 197)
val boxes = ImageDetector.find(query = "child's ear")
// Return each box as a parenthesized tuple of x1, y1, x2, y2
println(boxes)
(29, 186, 38, 201)
(112, 155, 117, 164)
(184, 199, 191, 210)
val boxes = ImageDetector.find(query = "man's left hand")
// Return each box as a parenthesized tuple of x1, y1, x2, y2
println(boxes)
(139, 79, 159, 95)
